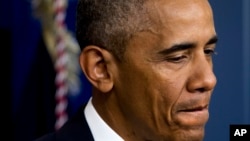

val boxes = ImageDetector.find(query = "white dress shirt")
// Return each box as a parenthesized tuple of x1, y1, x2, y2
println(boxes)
(84, 97, 124, 141)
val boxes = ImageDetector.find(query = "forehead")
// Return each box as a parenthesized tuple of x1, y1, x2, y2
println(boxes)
(154, 0, 212, 17)
(124, 0, 215, 58)
(145, 0, 213, 30)
(141, 0, 215, 44)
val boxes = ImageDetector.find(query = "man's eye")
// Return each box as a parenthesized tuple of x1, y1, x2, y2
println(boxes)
(166, 56, 187, 63)
(204, 49, 217, 56)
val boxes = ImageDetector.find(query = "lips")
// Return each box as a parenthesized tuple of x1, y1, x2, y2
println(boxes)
(174, 104, 209, 127)
(178, 105, 208, 112)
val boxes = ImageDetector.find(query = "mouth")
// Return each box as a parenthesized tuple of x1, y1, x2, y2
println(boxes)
(174, 104, 209, 127)
(178, 105, 208, 112)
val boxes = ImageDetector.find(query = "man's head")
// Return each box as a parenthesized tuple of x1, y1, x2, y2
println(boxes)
(77, 0, 217, 140)
(76, 0, 152, 60)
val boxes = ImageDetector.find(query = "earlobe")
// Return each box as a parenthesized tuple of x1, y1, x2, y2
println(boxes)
(79, 46, 114, 93)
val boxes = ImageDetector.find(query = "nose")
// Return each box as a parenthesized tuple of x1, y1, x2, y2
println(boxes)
(187, 56, 217, 93)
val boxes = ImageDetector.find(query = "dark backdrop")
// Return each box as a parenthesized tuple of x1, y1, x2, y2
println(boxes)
(1, 0, 249, 141)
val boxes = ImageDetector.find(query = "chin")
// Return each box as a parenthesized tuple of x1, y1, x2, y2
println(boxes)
(158, 125, 205, 141)
(172, 126, 205, 141)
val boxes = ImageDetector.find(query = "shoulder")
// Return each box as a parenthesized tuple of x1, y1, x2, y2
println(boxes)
(34, 104, 94, 141)
(34, 133, 55, 141)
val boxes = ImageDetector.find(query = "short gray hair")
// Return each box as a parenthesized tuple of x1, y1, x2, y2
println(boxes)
(76, 0, 151, 60)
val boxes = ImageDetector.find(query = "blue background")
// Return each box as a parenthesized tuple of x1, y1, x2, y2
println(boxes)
(1, 0, 249, 141)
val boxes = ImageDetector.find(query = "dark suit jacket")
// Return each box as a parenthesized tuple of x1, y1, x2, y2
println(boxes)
(35, 106, 94, 141)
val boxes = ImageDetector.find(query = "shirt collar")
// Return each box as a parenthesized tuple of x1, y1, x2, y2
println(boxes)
(84, 97, 124, 141)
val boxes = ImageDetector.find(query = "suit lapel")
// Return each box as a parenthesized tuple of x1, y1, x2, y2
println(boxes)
(56, 105, 94, 141)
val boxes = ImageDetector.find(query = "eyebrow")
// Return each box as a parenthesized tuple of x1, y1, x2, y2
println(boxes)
(158, 35, 218, 55)
(206, 35, 218, 45)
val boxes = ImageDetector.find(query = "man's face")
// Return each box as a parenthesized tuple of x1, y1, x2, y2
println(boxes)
(113, 0, 217, 140)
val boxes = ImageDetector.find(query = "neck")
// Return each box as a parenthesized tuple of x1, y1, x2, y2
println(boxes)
(91, 89, 149, 141)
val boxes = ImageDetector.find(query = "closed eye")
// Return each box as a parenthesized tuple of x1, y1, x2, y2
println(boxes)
(166, 55, 187, 63)
(204, 35, 218, 57)
(204, 48, 217, 56)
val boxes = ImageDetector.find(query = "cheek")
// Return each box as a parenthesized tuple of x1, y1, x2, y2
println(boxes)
(135, 71, 186, 120)
(156, 77, 184, 112)
(119, 62, 188, 114)
(155, 67, 187, 99)
(154, 70, 190, 122)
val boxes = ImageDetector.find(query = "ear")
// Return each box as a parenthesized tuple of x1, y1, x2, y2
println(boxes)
(79, 46, 114, 93)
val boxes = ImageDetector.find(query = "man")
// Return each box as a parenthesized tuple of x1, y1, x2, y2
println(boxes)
(36, 0, 218, 140)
